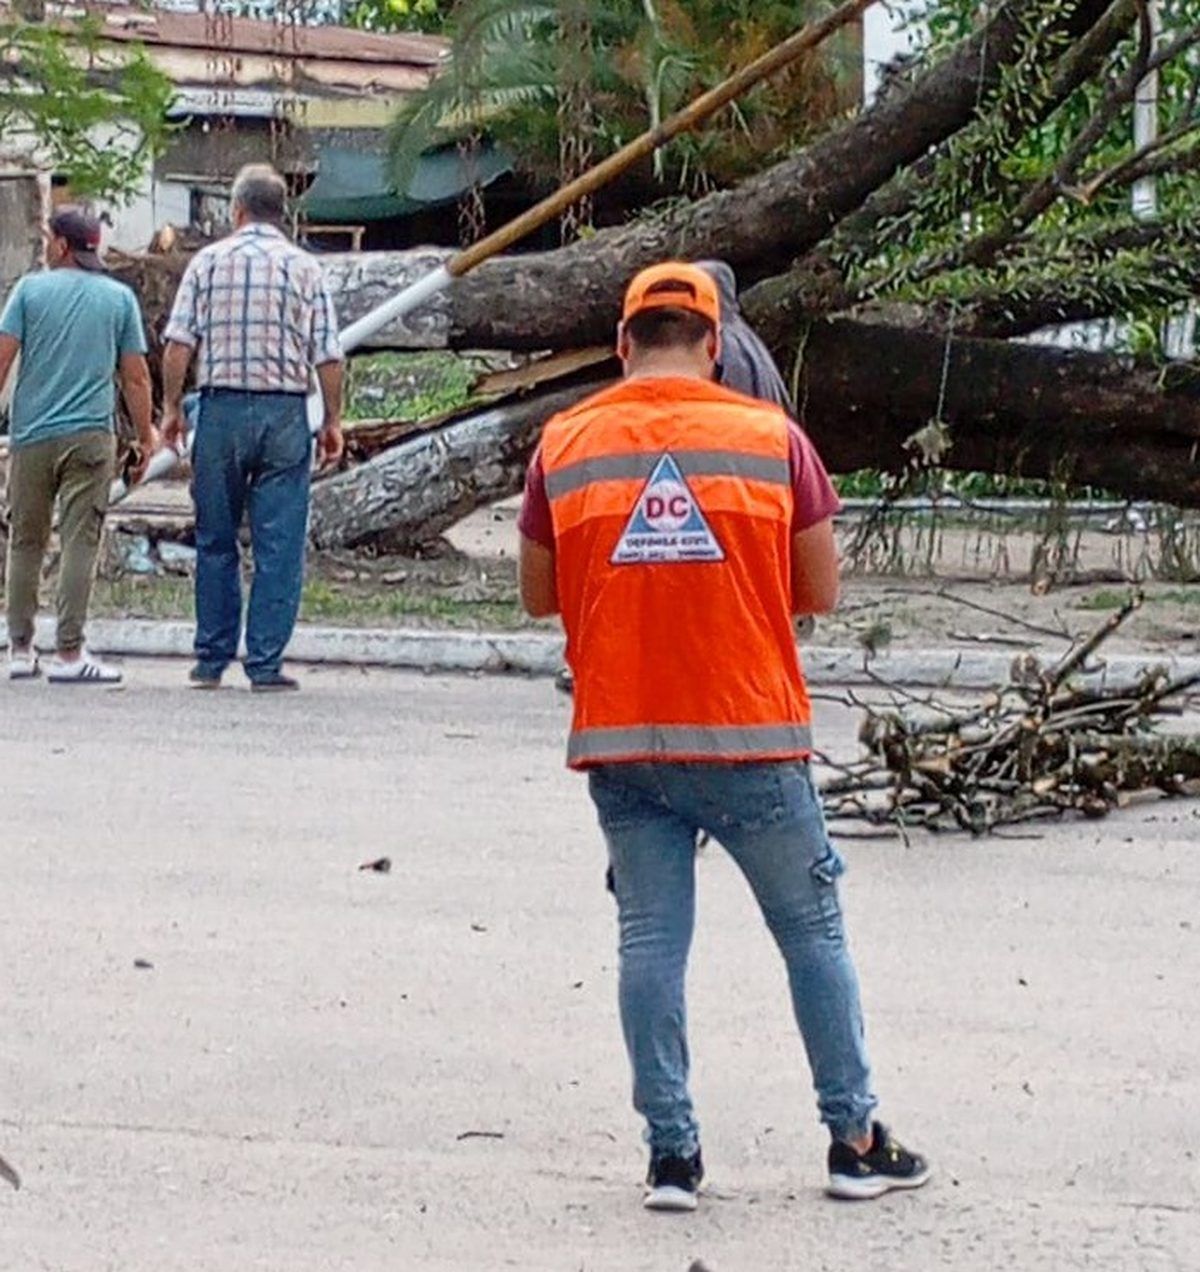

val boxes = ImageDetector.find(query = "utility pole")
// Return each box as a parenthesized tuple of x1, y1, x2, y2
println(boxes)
(1131, 0, 1161, 220)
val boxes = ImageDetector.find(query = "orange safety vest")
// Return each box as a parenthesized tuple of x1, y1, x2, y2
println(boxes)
(540, 375, 815, 768)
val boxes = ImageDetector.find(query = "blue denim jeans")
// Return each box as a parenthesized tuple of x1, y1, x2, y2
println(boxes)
(190, 390, 311, 683)
(587, 759, 877, 1157)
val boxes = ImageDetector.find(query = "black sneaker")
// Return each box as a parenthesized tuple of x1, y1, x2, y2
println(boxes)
(188, 664, 222, 690)
(644, 1149, 703, 1212)
(827, 1123, 930, 1200)
(250, 674, 300, 694)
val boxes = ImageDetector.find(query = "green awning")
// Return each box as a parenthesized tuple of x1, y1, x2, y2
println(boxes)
(299, 142, 511, 224)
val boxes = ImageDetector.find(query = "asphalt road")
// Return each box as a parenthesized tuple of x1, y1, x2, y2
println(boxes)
(3, 662, 1198, 1271)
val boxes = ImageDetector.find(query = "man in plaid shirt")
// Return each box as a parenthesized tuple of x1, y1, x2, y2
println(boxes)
(161, 164, 344, 692)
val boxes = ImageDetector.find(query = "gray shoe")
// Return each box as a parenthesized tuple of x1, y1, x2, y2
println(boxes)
(250, 674, 300, 694)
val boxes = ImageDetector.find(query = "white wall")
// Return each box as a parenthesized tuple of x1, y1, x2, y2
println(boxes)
(863, 0, 926, 105)
(104, 178, 192, 252)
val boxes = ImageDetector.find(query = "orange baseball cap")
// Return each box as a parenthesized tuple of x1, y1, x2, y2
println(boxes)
(622, 261, 721, 328)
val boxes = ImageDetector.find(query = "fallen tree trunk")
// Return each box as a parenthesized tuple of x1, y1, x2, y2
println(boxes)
(107, 0, 1200, 549)
(308, 378, 606, 551)
(797, 320, 1200, 507)
(307, 315, 1200, 550)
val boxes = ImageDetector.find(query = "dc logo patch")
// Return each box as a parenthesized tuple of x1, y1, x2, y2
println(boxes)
(611, 453, 725, 564)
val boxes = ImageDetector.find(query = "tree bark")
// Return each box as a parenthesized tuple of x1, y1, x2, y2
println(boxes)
(797, 320, 1200, 507)
(308, 379, 606, 551)
(307, 317, 1200, 550)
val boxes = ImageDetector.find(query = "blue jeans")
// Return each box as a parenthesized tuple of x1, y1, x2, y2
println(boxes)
(191, 390, 311, 682)
(587, 760, 876, 1157)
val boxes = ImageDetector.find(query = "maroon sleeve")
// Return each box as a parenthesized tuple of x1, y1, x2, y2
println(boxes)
(788, 420, 843, 532)
(517, 448, 555, 548)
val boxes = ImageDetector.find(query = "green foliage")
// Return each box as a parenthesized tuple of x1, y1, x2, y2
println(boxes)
(842, 0, 1200, 340)
(344, 351, 480, 422)
(386, 0, 855, 198)
(92, 571, 533, 629)
(300, 577, 528, 628)
(834, 469, 1116, 501)
(387, 0, 562, 191)
(1074, 588, 1135, 611)
(1123, 316, 1165, 359)
(0, 17, 178, 203)
(343, 0, 450, 33)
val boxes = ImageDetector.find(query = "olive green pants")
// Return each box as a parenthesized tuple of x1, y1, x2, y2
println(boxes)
(5, 429, 115, 656)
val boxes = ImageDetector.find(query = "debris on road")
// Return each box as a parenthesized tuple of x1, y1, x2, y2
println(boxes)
(819, 593, 1200, 834)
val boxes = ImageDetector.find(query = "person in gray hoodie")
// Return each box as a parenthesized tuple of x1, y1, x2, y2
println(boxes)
(696, 259, 795, 416)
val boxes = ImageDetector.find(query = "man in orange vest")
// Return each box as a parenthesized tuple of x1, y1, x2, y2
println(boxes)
(550, 256, 798, 697)
(518, 261, 929, 1210)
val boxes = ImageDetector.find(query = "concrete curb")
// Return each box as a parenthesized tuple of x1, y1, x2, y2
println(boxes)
(5, 616, 1200, 689)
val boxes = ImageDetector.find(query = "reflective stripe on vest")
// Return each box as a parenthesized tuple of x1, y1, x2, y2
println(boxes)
(545, 449, 791, 500)
(568, 721, 814, 766)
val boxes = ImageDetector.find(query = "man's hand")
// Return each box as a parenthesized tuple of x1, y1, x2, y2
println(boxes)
(316, 420, 344, 471)
(127, 424, 163, 485)
(161, 405, 186, 452)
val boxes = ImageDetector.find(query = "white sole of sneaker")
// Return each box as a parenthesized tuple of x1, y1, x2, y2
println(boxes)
(47, 670, 122, 684)
(643, 1184, 699, 1212)
(826, 1167, 932, 1201)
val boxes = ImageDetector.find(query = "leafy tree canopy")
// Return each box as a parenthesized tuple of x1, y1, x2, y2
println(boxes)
(386, 0, 858, 198)
(0, 16, 177, 203)
(843, 0, 1200, 343)
(343, 0, 451, 33)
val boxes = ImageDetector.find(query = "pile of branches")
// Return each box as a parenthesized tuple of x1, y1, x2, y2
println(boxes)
(819, 594, 1200, 835)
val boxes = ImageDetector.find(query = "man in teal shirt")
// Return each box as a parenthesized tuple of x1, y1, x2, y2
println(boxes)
(0, 206, 159, 683)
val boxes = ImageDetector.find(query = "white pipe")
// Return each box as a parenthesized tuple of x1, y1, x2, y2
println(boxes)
(109, 263, 458, 507)
(337, 264, 454, 353)
(108, 439, 188, 505)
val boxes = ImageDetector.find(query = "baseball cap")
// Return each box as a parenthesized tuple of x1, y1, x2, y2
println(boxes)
(622, 261, 721, 328)
(49, 206, 105, 272)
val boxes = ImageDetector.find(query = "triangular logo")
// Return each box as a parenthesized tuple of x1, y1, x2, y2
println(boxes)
(611, 452, 725, 564)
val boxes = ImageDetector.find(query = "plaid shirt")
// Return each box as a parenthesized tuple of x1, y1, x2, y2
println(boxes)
(164, 223, 341, 393)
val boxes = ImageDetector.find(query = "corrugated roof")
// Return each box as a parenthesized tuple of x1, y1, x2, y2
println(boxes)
(92, 8, 450, 67)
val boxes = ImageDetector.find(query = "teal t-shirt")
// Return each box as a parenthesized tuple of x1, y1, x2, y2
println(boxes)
(0, 269, 147, 448)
